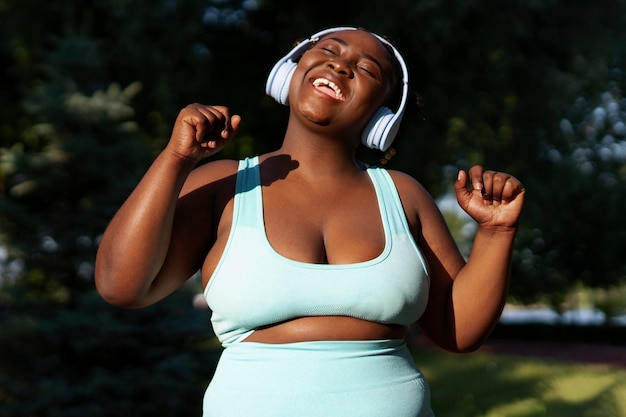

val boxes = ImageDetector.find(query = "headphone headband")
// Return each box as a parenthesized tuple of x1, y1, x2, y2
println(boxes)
(265, 27, 409, 151)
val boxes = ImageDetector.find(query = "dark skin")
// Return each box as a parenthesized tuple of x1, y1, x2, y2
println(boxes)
(95, 30, 525, 353)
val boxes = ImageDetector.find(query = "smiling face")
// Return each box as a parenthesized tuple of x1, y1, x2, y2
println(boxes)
(288, 29, 398, 140)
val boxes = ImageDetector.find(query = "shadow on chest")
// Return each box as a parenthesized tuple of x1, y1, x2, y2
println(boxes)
(261, 178, 385, 264)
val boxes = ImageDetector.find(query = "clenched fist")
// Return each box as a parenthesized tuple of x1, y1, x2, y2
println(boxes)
(167, 103, 242, 163)
(455, 166, 525, 230)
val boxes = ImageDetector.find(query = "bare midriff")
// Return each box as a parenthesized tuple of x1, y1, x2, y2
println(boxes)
(242, 316, 406, 343)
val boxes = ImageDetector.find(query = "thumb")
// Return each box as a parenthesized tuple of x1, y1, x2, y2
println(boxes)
(454, 170, 472, 206)
(221, 114, 242, 140)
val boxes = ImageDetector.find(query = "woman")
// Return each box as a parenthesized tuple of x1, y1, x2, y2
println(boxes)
(95, 27, 525, 417)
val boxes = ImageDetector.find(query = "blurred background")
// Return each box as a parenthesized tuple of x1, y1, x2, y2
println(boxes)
(1, 0, 626, 416)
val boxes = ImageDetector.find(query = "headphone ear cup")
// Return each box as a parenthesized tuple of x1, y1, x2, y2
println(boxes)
(265, 60, 298, 105)
(362, 106, 398, 152)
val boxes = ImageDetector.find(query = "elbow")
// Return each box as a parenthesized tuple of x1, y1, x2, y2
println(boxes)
(448, 333, 491, 354)
(435, 339, 482, 354)
(451, 342, 482, 354)
(94, 271, 145, 309)
(424, 331, 486, 354)
(94, 253, 147, 308)
(95, 280, 131, 308)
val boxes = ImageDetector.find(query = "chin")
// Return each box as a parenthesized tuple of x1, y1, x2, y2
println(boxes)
(298, 103, 333, 127)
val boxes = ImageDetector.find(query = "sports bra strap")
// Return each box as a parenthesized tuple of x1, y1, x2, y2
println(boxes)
(366, 167, 411, 237)
(234, 156, 409, 235)
(234, 156, 263, 228)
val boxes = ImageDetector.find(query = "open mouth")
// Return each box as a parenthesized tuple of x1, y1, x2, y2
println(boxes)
(312, 78, 345, 101)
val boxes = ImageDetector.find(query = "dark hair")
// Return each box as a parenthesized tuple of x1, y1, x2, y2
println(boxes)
(367, 33, 402, 110)
(377, 34, 424, 116)
(406, 90, 425, 115)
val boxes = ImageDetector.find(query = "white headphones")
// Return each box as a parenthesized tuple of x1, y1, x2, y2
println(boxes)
(265, 26, 409, 152)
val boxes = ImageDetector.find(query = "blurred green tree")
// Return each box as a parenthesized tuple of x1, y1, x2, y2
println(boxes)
(0, 1, 238, 416)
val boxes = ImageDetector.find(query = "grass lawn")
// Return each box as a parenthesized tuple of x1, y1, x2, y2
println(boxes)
(414, 347, 626, 417)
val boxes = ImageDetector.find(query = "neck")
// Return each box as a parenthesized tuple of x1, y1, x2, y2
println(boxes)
(274, 118, 365, 179)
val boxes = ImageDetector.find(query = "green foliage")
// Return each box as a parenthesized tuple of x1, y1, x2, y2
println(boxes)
(418, 348, 626, 416)
(512, 82, 626, 301)
(0, 2, 230, 416)
(2, 0, 626, 415)
(0, 284, 219, 417)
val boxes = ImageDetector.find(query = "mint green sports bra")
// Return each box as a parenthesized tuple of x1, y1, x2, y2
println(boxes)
(204, 157, 430, 347)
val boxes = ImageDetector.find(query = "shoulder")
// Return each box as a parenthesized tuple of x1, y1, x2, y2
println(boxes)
(181, 158, 241, 196)
(384, 169, 440, 227)
(175, 159, 243, 240)
(385, 169, 435, 206)
(189, 158, 241, 182)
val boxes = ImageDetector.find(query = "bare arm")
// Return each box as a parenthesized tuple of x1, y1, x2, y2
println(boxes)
(402, 167, 525, 352)
(95, 104, 241, 308)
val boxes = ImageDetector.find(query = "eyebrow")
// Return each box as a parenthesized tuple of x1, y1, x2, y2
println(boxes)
(322, 37, 384, 72)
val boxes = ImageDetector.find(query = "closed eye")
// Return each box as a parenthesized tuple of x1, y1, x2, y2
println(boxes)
(359, 66, 376, 77)
(316, 38, 382, 80)
(316, 38, 341, 55)
(358, 64, 380, 80)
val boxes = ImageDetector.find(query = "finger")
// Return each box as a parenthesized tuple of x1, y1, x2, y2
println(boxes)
(494, 174, 506, 201)
(468, 165, 485, 193)
(185, 107, 213, 143)
(208, 106, 232, 139)
(225, 114, 242, 139)
(195, 105, 227, 142)
(202, 106, 241, 142)
(482, 170, 495, 200)
(178, 106, 209, 143)
(219, 113, 241, 140)
(454, 169, 471, 203)
(488, 171, 513, 201)
(200, 105, 236, 140)
(502, 176, 525, 203)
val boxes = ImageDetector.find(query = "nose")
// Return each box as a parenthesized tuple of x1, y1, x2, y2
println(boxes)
(327, 59, 354, 78)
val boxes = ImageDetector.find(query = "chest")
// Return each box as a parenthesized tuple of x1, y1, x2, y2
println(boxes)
(260, 177, 385, 265)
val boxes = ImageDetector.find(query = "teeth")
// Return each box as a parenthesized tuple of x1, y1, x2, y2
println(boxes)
(313, 78, 344, 100)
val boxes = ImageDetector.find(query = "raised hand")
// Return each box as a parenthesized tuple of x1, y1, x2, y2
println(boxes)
(454, 166, 525, 230)
(167, 103, 242, 163)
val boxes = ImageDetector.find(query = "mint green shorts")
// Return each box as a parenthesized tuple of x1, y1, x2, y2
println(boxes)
(203, 339, 434, 417)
